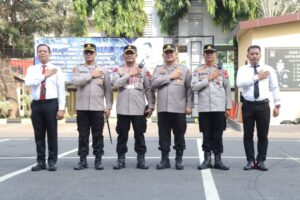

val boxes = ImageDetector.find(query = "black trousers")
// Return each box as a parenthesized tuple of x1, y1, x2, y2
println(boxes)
(77, 111, 104, 157)
(116, 114, 147, 154)
(157, 112, 186, 152)
(198, 112, 226, 154)
(242, 101, 270, 162)
(31, 99, 58, 165)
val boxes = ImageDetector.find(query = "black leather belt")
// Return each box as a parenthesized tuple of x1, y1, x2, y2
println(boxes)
(33, 98, 58, 103)
(244, 99, 269, 104)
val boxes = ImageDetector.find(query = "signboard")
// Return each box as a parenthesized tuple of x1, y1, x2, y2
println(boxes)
(34, 37, 165, 82)
(265, 47, 300, 90)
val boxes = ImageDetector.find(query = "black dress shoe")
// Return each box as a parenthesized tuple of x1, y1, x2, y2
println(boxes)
(257, 161, 268, 171)
(243, 161, 256, 170)
(31, 164, 47, 171)
(48, 164, 57, 171)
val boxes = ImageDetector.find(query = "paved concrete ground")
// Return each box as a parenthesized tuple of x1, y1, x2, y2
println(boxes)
(0, 122, 300, 200)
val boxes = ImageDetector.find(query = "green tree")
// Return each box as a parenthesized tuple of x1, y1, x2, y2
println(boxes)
(259, 0, 300, 17)
(204, 0, 259, 32)
(73, 0, 148, 37)
(0, 0, 83, 118)
(155, 0, 191, 35)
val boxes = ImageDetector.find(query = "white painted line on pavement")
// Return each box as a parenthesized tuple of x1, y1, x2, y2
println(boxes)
(1, 155, 300, 160)
(281, 151, 300, 164)
(0, 147, 79, 183)
(0, 139, 11, 143)
(197, 138, 220, 200)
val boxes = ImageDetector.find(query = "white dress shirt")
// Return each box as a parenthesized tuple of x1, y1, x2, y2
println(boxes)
(25, 62, 66, 110)
(236, 64, 280, 105)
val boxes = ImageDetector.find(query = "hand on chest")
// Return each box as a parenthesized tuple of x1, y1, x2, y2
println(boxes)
(197, 67, 223, 86)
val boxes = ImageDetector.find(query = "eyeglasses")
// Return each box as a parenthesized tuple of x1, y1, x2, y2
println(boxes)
(84, 50, 95, 55)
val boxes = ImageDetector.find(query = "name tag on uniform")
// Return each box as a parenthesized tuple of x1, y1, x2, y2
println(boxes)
(127, 84, 134, 89)
(96, 78, 104, 86)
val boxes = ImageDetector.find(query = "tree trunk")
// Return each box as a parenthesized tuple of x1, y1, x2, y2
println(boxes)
(0, 59, 19, 118)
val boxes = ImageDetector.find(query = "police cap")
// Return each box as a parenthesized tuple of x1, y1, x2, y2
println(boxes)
(83, 43, 96, 52)
(124, 45, 137, 53)
(163, 44, 176, 52)
(203, 44, 217, 53)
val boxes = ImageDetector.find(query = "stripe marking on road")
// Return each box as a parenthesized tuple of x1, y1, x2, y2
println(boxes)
(197, 138, 220, 200)
(0, 139, 11, 143)
(0, 147, 79, 183)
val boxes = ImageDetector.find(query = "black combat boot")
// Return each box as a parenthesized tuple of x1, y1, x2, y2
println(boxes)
(31, 163, 47, 171)
(113, 154, 125, 170)
(95, 155, 104, 170)
(136, 154, 149, 169)
(198, 152, 213, 170)
(74, 156, 88, 170)
(175, 150, 184, 170)
(156, 151, 170, 170)
(214, 154, 229, 170)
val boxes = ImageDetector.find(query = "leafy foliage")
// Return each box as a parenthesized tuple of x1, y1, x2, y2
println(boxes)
(73, 0, 147, 37)
(259, 0, 300, 17)
(0, 0, 85, 57)
(204, 0, 259, 32)
(0, 100, 12, 118)
(155, 0, 191, 35)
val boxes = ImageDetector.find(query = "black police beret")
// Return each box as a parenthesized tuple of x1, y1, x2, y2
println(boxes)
(163, 44, 176, 52)
(124, 45, 137, 53)
(84, 43, 96, 51)
(203, 44, 217, 52)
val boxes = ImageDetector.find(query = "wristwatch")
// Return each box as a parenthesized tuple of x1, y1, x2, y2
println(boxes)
(275, 105, 281, 109)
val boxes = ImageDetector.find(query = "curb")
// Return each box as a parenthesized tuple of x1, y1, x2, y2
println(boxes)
(227, 118, 300, 132)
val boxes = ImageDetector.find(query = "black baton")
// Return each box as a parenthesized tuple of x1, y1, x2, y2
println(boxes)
(106, 117, 112, 144)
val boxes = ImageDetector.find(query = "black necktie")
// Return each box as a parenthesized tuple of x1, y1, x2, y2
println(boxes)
(253, 65, 259, 99)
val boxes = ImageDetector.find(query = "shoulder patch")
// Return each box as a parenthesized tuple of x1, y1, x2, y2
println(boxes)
(146, 70, 152, 79)
(72, 66, 79, 73)
(223, 69, 229, 79)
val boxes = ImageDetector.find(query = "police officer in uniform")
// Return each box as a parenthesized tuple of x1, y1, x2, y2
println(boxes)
(151, 44, 193, 170)
(191, 44, 232, 170)
(72, 43, 113, 170)
(112, 45, 155, 170)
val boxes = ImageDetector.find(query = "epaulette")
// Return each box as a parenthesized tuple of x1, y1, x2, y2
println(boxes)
(223, 69, 229, 79)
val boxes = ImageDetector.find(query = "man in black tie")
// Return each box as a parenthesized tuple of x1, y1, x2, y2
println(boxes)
(25, 44, 65, 171)
(236, 45, 281, 171)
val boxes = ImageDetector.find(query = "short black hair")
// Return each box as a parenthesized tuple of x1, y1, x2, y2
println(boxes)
(247, 45, 261, 53)
(37, 44, 51, 53)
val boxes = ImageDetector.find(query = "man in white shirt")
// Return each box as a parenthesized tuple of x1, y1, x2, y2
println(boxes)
(25, 44, 65, 171)
(236, 45, 280, 171)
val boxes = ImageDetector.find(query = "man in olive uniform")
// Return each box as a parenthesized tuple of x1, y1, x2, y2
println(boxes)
(112, 45, 155, 170)
(72, 43, 113, 170)
(151, 44, 193, 170)
(191, 44, 232, 170)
